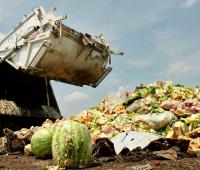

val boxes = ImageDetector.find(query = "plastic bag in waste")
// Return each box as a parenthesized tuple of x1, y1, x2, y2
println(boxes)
(134, 111, 177, 130)
(100, 88, 131, 111)
(126, 99, 145, 113)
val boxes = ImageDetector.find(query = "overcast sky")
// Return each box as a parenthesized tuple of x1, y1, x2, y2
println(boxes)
(0, 0, 200, 117)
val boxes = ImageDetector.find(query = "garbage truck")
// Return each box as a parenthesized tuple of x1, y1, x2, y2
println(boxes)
(0, 6, 123, 134)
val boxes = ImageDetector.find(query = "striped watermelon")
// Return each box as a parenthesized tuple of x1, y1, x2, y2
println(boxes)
(52, 120, 92, 168)
(31, 128, 53, 158)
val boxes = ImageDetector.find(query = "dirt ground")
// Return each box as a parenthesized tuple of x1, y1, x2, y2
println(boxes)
(0, 154, 52, 170)
(1, 153, 200, 170)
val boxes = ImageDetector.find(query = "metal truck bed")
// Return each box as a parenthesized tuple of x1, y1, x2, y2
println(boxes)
(0, 6, 117, 87)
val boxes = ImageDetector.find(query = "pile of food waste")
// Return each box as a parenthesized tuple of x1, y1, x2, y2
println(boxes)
(70, 81, 200, 150)
(1, 81, 200, 169)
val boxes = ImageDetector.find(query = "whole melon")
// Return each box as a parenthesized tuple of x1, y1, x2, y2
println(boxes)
(31, 128, 53, 158)
(52, 120, 92, 168)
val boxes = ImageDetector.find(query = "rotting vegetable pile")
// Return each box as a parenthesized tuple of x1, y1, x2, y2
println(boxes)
(71, 81, 200, 150)
(1, 81, 200, 169)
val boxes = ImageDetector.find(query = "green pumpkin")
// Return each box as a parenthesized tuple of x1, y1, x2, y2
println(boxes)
(52, 120, 92, 168)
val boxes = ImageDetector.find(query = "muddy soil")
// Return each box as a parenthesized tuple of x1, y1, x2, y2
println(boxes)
(1, 153, 200, 170)
(0, 153, 51, 170)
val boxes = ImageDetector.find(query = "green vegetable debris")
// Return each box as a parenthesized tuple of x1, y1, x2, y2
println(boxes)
(70, 81, 200, 150)
(1, 81, 200, 168)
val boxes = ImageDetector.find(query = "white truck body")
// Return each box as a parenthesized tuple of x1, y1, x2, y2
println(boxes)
(0, 6, 119, 87)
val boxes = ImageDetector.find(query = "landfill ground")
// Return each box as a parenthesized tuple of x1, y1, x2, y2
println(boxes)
(2, 81, 200, 170)
(1, 153, 200, 170)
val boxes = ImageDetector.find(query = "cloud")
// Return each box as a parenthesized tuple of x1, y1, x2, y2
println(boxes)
(153, 29, 200, 59)
(66, 1, 175, 42)
(109, 77, 123, 86)
(63, 91, 88, 102)
(161, 52, 200, 80)
(127, 58, 154, 69)
(0, 6, 12, 24)
(152, 28, 200, 83)
(165, 60, 196, 77)
(153, 30, 186, 57)
(0, 0, 27, 25)
(105, 72, 123, 86)
(182, 0, 199, 8)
